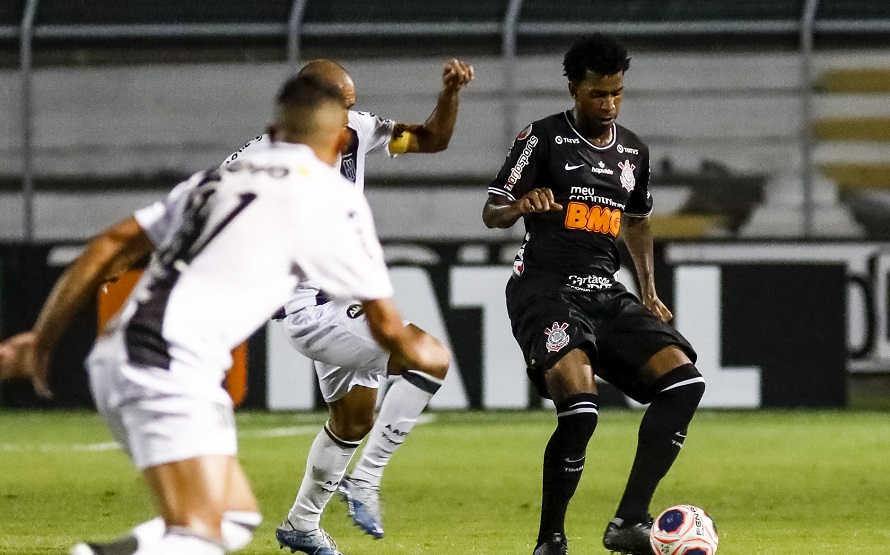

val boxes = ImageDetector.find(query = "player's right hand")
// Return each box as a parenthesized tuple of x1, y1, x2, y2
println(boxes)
(518, 188, 563, 215)
(442, 59, 474, 91)
(0, 331, 52, 399)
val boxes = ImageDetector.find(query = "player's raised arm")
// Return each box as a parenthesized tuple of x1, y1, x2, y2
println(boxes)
(0, 216, 154, 397)
(389, 59, 474, 154)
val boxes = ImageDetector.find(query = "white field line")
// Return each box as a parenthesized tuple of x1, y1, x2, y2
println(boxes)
(0, 413, 436, 453)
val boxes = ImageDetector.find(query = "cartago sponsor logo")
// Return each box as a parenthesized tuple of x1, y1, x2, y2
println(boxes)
(568, 186, 625, 209)
(568, 274, 614, 291)
(506, 135, 539, 191)
(564, 201, 622, 236)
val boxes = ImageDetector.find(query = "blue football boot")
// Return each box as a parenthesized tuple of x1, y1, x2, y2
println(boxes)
(338, 476, 384, 539)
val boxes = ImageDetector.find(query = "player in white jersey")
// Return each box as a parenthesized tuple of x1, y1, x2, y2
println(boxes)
(0, 75, 450, 555)
(227, 58, 475, 549)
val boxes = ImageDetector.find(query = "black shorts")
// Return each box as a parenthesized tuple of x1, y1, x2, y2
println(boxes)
(506, 272, 696, 404)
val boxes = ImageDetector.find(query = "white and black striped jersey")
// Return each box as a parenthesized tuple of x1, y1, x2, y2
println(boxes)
(224, 111, 396, 312)
(489, 112, 653, 282)
(119, 142, 393, 381)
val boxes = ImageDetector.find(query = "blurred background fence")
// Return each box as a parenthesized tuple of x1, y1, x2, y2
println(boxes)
(1, 0, 890, 409)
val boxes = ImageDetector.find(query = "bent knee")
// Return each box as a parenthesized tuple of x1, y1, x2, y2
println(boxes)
(328, 413, 374, 442)
(654, 363, 706, 404)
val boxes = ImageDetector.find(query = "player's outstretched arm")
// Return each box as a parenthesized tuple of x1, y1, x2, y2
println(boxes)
(389, 59, 474, 154)
(0, 216, 154, 397)
(623, 214, 672, 322)
(361, 297, 451, 375)
(483, 189, 564, 229)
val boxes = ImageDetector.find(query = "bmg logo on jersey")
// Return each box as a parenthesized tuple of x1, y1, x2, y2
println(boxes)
(564, 202, 622, 236)
(554, 136, 580, 145)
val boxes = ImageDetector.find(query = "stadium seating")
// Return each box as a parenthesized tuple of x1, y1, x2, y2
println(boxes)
(35, 0, 292, 25)
(519, 0, 803, 24)
(0, 0, 887, 48)
(814, 65, 890, 238)
(1, 1, 889, 240)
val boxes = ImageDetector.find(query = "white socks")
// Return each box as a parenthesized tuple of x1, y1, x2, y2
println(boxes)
(123, 510, 261, 552)
(286, 422, 360, 530)
(130, 517, 166, 548)
(133, 528, 224, 555)
(349, 372, 441, 487)
(220, 511, 263, 551)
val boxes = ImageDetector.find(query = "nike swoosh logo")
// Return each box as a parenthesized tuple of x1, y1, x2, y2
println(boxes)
(565, 163, 584, 171)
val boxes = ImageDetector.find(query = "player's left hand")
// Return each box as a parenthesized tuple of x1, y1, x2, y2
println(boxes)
(442, 59, 474, 91)
(0, 331, 53, 398)
(641, 294, 673, 322)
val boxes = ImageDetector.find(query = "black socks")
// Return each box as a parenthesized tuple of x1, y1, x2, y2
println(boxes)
(615, 364, 705, 524)
(538, 393, 599, 544)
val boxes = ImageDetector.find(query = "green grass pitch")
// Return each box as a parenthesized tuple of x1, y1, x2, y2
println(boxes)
(1, 409, 888, 554)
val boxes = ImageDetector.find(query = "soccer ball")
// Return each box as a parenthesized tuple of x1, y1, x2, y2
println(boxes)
(649, 504, 719, 555)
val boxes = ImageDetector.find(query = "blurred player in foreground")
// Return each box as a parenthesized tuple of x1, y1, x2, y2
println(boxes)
(483, 34, 705, 555)
(0, 74, 450, 555)
(227, 58, 474, 552)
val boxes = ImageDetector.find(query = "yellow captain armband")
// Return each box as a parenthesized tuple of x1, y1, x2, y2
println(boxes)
(389, 130, 414, 155)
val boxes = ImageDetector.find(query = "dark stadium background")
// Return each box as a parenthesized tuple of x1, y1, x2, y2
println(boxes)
(1, 0, 890, 410)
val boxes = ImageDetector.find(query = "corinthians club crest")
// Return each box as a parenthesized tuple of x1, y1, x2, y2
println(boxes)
(618, 159, 636, 191)
(545, 322, 570, 352)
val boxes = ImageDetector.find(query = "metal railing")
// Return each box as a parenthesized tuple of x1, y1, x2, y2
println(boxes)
(10, 0, 889, 241)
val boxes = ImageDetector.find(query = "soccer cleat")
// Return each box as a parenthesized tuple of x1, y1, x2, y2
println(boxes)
(338, 476, 384, 539)
(275, 522, 343, 555)
(602, 516, 654, 555)
(68, 537, 139, 555)
(532, 532, 568, 555)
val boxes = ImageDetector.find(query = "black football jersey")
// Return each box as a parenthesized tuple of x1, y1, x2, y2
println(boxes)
(488, 111, 653, 287)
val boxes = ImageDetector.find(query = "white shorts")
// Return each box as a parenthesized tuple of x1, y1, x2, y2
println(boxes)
(282, 301, 399, 403)
(87, 333, 237, 470)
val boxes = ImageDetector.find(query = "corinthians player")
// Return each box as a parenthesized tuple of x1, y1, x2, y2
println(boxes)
(483, 34, 705, 555)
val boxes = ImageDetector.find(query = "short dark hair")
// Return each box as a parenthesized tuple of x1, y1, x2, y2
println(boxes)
(563, 34, 631, 82)
(276, 74, 345, 110)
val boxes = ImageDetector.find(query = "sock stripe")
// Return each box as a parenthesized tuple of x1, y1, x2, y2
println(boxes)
(323, 423, 362, 449)
(224, 510, 263, 531)
(658, 376, 705, 394)
(165, 526, 226, 549)
(558, 406, 599, 417)
(557, 400, 599, 418)
(402, 370, 443, 395)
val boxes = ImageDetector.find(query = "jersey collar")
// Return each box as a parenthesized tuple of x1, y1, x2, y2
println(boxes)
(562, 111, 616, 151)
